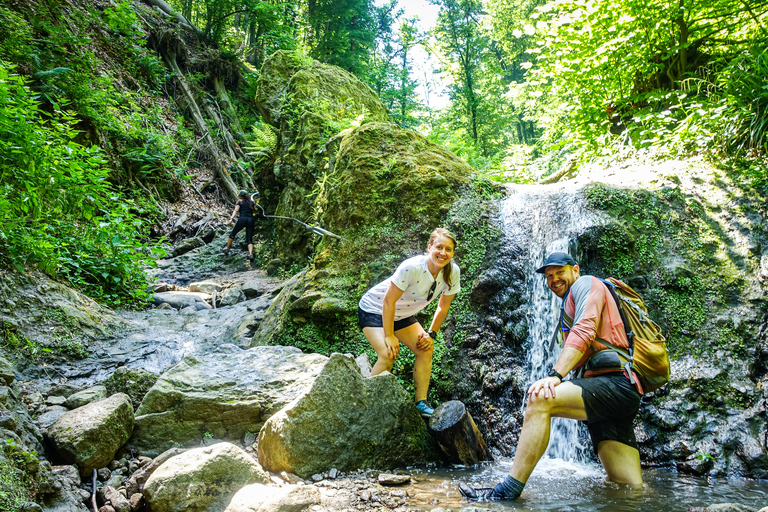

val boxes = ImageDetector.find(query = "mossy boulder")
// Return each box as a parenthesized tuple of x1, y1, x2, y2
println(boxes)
(257, 353, 438, 477)
(255, 50, 390, 267)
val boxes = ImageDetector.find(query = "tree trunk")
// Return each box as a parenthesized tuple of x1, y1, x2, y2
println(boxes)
(428, 400, 491, 465)
(160, 49, 240, 200)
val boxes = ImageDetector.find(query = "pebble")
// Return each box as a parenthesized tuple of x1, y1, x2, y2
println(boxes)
(377, 473, 410, 486)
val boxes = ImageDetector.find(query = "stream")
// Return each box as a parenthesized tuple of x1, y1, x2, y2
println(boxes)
(404, 458, 767, 511)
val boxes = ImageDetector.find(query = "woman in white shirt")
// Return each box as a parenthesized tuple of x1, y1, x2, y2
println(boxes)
(358, 228, 461, 417)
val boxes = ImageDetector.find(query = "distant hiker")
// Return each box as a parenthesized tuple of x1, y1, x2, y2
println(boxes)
(358, 228, 461, 417)
(460, 252, 643, 501)
(225, 190, 256, 260)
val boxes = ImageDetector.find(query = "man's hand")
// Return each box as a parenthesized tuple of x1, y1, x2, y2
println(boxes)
(416, 331, 434, 351)
(527, 376, 561, 399)
(384, 335, 400, 360)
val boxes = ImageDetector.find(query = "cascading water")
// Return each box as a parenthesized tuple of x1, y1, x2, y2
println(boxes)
(500, 185, 604, 462)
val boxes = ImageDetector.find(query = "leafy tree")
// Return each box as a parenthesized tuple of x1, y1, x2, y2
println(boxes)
(520, 0, 768, 149)
(430, 0, 487, 143)
(305, 0, 377, 76)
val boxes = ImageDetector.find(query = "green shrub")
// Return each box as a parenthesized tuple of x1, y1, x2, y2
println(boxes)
(0, 63, 157, 306)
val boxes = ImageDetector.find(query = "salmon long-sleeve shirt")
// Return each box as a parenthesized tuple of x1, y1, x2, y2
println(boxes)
(563, 275, 643, 393)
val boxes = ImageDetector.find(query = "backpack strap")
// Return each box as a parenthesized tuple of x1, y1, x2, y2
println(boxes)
(559, 279, 636, 384)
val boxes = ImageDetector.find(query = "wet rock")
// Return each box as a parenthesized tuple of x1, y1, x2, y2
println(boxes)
(151, 291, 210, 310)
(0, 356, 15, 384)
(704, 504, 755, 512)
(129, 493, 144, 511)
(377, 473, 410, 486)
(188, 280, 222, 294)
(46, 396, 68, 406)
(49, 384, 84, 398)
(130, 345, 327, 457)
(125, 447, 185, 496)
(258, 354, 438, 477)
(36, 406, 69, 430)
(224, 483, 321, 512)
(66, 386, 108, 409)
(104, 367, 159, 410)
(219, 287, 246, 307)
(143, 442, 269, 512)
(104, 486, 131, 512)
(47, 393, 134, 473)
(240, 280, 264, 299)
(172, 237, 205, 257)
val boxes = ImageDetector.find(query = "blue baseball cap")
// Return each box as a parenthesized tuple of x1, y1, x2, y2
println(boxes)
(535, 252, 579, 273)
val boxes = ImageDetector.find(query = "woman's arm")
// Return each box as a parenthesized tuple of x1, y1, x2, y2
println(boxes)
(229, 204, 240, 224)
(382, 281, 405, 359)
(417, 293, 455, 350)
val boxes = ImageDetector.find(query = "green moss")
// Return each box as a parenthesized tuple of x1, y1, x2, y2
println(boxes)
(581, 183, 754, 362)
(0, 441, 39, 512)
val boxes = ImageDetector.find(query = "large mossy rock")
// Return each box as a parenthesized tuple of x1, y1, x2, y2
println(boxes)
(47, 393, 134, 473)
(249, 120, 474, 349)
(257, 353, 438, 477)
(129, 345, 327, 457)
(143, 442, 270, 512)
(255, 50, 390, 267)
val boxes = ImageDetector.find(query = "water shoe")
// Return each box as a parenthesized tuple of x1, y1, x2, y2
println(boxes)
(415, 400, 434, 417)
(458, 483, 502, 501)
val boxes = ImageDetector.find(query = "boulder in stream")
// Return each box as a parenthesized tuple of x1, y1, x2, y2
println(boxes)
(143, 442, 269, 512)
(223, 483, 321, 512)
(258, 353, 438, 477)
(130, 345, 327, 457)
(47, 393, 134, 473)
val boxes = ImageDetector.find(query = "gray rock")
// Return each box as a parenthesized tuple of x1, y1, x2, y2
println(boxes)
(129, 493, 144, 511)
(46, 396, 68, 407)
(0, 356, 15, 384)
(172, 237, 205, 257)
(105, 366, 159, 410)
(143, 442, 269, 512)
(258, 353, 438, 477)
(354, 354, 372, 378)
(151, 292, 210, 310)
(104, 486, 131, 512)
(36, 406, 69, 430)
(125, 447, 185, 496)
(65, 386, 108, 409)
(240, 281, 264, 299)
(223, 483, 321, 512)
(47, 393, 134, 473)
(130, 345, 327, 457)
(219, 287, 246, 307)
(378, 473, 410, 486)
(705, 504, 756, 512)
(188, 281, 222, 294)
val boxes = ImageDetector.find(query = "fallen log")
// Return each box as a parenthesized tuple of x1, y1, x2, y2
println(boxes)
(428, 400, 491, 466)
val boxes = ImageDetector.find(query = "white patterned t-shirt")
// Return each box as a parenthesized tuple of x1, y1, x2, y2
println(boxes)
(358, 255, 461, 320)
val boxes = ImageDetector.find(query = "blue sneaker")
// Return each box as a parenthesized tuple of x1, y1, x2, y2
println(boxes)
(415, 400, 434, 417)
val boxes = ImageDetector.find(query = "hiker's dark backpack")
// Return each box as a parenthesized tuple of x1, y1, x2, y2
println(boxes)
(561, 277, 671, 393)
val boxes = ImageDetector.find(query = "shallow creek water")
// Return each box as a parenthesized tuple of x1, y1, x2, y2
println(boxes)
(402, 458, 767, 511)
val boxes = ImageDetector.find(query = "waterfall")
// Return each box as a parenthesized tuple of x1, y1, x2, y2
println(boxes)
(500, 184, 604, 462)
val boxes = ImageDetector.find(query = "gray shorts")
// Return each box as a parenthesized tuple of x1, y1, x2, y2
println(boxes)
(571, 372, 642, 450)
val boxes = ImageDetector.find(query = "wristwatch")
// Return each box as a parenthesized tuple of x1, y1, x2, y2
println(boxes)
(547, 368, 564, 381)
(427, 330, 437, 339)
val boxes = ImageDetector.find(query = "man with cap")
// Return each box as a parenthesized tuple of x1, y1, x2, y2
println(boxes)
(459, 252, 643, 501)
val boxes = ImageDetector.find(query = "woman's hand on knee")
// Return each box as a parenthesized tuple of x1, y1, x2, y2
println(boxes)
(384, 335, 400, 360)
(416, 332, 434, 352)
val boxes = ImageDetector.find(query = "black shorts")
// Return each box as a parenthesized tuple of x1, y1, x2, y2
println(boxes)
(571, 372, 642, 450)
(357, 307, 419, 332)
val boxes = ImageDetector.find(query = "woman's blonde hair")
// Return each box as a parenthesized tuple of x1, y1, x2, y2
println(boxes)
(428, 227, 457, 288)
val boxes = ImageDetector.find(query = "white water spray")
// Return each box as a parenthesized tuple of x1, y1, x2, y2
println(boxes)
(500, 185, 604, 462)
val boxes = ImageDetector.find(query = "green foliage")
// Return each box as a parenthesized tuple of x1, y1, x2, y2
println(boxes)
(103, 1, 142, 38)
(0, 64, 157, 306)
(0, 322, 51, 362)
(0, 8, 33, 63)
(0, 440, 38, 512)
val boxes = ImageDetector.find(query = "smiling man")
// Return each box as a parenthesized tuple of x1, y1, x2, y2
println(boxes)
(459, 252, 644, 501)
